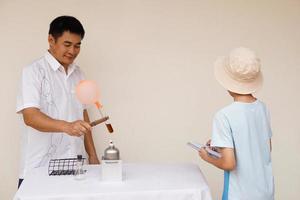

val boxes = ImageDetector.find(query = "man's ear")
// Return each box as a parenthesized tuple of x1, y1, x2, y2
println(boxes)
(48, 34, 55, 47)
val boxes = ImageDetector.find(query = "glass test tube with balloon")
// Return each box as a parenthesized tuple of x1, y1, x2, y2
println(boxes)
(76, 80, 114, 133)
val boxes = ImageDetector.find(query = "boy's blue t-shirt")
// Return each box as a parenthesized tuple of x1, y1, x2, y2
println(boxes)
(211, 100, 274, 200)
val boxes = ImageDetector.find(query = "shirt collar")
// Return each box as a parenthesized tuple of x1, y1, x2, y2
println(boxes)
(44, 51, 78, 75)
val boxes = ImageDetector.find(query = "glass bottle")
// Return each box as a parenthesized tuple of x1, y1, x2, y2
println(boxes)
(74, 155, 85, 180)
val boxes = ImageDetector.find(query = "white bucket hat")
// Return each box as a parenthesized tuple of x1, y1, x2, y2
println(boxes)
(214, 47, 263, 94)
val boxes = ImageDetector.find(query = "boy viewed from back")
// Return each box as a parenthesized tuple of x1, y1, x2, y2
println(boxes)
(199, 47, 274, 200)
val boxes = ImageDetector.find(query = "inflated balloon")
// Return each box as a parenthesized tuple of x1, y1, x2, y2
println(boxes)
(76, 80, 101, 107)
(76, 80, 113, 133)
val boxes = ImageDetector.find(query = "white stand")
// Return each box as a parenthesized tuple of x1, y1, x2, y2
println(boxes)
(101, 159, 123, 181)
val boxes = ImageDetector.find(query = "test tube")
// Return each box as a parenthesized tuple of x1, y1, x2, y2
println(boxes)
(95, 102, 114, 133)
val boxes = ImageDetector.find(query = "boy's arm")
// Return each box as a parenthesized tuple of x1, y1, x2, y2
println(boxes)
(199, 147, 236, 171)
(83, 109, 100, 164)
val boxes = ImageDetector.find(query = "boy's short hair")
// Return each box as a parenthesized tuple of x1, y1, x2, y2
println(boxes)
(49, 16, 85, 40)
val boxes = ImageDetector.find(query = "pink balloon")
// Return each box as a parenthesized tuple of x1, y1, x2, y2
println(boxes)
(76, 80, 100, 105)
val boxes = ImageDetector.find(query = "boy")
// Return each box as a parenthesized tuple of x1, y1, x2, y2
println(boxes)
(199, 47, 274, 200)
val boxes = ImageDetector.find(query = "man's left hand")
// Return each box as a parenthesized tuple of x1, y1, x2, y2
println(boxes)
(89, 156, 100, 164)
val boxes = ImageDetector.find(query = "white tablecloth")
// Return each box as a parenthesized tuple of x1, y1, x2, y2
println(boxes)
(14, 163, 212, 200)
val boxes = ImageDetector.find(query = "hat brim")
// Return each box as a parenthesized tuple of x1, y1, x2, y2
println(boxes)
(214, 56, 263, 94)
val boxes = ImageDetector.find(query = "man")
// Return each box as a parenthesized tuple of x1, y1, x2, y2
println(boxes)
(16, 16, 100, 188)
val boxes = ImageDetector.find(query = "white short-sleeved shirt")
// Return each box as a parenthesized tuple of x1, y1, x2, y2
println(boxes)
(211, 100, 274, 200)
(16, 51, 87, 178)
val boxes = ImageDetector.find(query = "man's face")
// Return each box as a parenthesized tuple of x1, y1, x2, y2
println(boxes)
(48, 31, 82, 68)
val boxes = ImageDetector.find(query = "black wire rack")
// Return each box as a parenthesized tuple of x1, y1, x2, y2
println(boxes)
(48, 157, 85, 176)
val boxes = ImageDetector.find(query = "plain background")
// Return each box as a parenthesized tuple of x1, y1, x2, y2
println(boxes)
(1, 0, 299, 199)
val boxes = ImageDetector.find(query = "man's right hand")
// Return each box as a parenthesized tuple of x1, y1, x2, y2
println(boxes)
(63, 120, 92, 137)
(22, 107, 91, 137)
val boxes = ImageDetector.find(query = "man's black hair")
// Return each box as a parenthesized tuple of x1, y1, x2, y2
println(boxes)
(49, 16, 85, 40)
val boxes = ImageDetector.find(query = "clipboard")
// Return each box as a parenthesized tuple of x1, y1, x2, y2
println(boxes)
(187, 142, 222, 158)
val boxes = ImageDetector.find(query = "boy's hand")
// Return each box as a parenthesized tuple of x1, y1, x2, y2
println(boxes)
(199, 147, 210, 161)
(205, 139, 219, 152)
(206, 139, 211, 147)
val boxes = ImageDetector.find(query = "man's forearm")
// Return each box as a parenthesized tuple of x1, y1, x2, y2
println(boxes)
(22, 107, 67, 133)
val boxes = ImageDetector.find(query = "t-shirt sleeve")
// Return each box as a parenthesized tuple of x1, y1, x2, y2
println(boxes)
(211, 111, 234, 148)
(16, 66, 41, 113)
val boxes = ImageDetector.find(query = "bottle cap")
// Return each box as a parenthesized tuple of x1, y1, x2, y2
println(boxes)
(77, 155, 83, 160)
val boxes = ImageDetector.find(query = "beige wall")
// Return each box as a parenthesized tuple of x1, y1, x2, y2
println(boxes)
(1, 0, 300, 199)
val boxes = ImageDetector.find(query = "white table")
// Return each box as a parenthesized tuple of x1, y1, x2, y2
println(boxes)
(14, 163, 212, 200)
